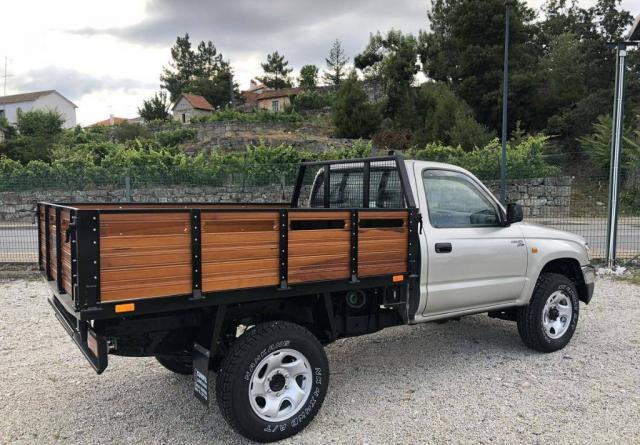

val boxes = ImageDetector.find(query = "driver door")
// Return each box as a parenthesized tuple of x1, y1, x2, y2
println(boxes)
(417, 168, 528, 316)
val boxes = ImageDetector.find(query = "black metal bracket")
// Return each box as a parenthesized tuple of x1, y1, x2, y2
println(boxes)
(190, 209, 203, 299)
(75, 210, 100, 308)
(55, 207, 64, 293)
(350, 210, 359, 283)
(323, 165, 331, 208)
(408, 208, 421, 278)
(363, 161, 371, 208)
(37, 203, 43, 270)
(44, 205, 52, 280)
(290, 162, 306, 208)
(279, 210, 290, 290)
(70, 212, 78, 303)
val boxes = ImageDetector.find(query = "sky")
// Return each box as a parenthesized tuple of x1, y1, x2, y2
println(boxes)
(0, 0, 638, 125)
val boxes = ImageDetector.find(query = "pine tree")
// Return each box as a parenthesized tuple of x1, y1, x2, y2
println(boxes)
(323, 39, 348, 85)
(299, 65, 319, 90)
(257, 51, 293, 89)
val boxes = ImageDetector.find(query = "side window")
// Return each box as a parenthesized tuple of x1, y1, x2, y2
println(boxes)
(422, 169, 500, 227)
(272, 100, 279, 112)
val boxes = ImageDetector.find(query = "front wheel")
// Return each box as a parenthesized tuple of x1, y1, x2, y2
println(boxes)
(517, 273, 579, 352)
(216, 321, 329, 443)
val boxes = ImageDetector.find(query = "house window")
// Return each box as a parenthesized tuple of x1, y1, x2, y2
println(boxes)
(271, 100, 279, 112)
(0, 109, 4, 119)
(182, 113, 186, 123)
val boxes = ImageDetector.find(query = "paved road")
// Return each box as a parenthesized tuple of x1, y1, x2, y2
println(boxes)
(1, 218, 639, 262)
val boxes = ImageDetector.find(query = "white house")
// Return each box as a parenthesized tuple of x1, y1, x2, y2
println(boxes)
(0, 90, 77, 128)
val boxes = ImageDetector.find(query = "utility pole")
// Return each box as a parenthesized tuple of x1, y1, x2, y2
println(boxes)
(606, 18, 640, 266)
(500, 1, 515, 205)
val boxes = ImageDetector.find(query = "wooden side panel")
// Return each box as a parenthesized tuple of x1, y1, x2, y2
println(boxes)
(201, 212, 280, 292)
(358, 211, 408, 277)
(60, 211, 72, 294)
(288, 211, 350, 284)
(99, 212, 192, 302)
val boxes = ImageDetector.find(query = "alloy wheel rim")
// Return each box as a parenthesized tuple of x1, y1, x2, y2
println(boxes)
(248, 348, 312, 422)
(542, 290, 573, 339)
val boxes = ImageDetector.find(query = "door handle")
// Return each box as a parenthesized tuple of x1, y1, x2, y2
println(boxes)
(435, 242, 452, 253)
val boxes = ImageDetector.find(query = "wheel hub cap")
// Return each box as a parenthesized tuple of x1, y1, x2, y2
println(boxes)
(542, 290, 573, 339)
(248, 348, 312, 422)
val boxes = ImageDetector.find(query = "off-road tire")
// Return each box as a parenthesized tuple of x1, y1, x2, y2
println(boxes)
(216, 321, 329, 443)
(155, 353, 193, 375)
(517, 273, 579, 352)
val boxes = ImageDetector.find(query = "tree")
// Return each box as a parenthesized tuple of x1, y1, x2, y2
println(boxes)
(1, 109, 64, 163)
(138, 91, 170, 122)
(160, 34, 239, 107)
(413, 82, 493, 150)
(355, 30, 420, 127)
(332, 72, 381, 138)
(419, 0, 541, 132)
(299, 65, 319, 90)
(323, 39, 348, 85)
(16, 109, 64, 136)
(257, 51, 293, 89)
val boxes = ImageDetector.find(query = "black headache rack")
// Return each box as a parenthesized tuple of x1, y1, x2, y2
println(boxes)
(38, 154, 421, 374)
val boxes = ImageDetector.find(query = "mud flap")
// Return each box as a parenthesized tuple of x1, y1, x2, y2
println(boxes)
(193, 342, 210, 405)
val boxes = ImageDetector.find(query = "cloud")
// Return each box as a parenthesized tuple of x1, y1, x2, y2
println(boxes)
(68, 0, 428, 72)
(12, 67, 157, 101)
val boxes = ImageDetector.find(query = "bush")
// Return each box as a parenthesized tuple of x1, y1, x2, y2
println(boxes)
(410, 135, 559, 180)
(332, 73, 381, 138)
(290, 91, 332, 111)
(16, 109, 64, 137)
(191, 107, 303, 124)
(155, 127, 197, 146)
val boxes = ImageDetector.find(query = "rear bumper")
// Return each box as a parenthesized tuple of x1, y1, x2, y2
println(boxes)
(49, 295, 108, 374)
(581, 265, 595, 304)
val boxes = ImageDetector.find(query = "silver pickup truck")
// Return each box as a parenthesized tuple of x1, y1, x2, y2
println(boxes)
(40, 155, 594, 442)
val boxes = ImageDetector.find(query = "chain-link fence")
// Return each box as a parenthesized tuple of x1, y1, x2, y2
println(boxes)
(1, 167, 640, 265)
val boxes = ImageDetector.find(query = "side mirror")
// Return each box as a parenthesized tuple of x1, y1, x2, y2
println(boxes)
(506, 203, 523, 225)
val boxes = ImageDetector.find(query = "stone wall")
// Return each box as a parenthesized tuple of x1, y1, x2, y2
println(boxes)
(484, 176, 574, 217)
(186, 121, 362, 154)
(0, 176, 573, 223)
(0, 185, 291, 223)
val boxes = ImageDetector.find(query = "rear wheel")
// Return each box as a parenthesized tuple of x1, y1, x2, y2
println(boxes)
(155, 353, 193, 375)
(517, 273, 579, 352)
(216, 321, 329, 442)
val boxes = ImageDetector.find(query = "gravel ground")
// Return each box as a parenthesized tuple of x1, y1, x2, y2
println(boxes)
(1, 277, 639, 445)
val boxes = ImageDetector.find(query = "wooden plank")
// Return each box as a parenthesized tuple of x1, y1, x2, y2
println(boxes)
(202, 212, 279, 221)
(100, 281, 192, 302)
(100, 234, 190, 250)
(202, 245, 277, 262)
(100, 220, 190, 237)
(289, 211, 350, 220)
(289, 267, 350, 284)
(203, 273, 279, 292)
(101, 264, 192, 283)
(100, 212, 190, 223)
(289, 229, 350, 242)
(203, 258, 279, 275)
(202, 219, 278, 233)
(358, 210, 409, 220)
(101, 250, 191, 268)
(202, 231, 279, 244)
